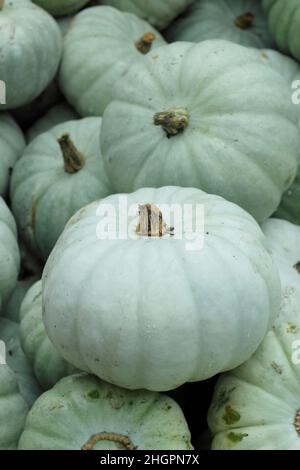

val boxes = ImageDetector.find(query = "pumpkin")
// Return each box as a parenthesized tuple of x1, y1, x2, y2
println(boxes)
(263, 0, 300, 61)
(101, 40, 300, 223)
(0, 0, 62, 110)
(20, 280, 76, 390)
(0, 197, 20, 312)
(33, 0, 90, 17)
(166, 0, 274, 49)
(0, 365, 28, 449)
(96, 0, 194, 29)
(0, 113, 25, 197)
(59, 6, 166, 117)
(42, 186, 280, 392)
(0, 318, 42, 406)
(11, 117, 112, 261)
(27, 102, 79, 143)
(208, 218, 300, 450)
(18, 372, 193, 449)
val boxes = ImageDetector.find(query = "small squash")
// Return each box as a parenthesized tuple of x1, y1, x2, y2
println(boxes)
(18, 373, 193, 450)
(59, 6, 166, 116)
(42, 186, 280, 392)
(11, 117, 112, 261)
(0, 365, 28, 450)
(0, 0, 62, 110)
(33, 0, 90, 17)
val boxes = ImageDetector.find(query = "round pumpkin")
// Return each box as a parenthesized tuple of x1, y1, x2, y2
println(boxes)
(0, 365, 28, 450)
(96, 0, 193, 29)
(0, 0, 62, 110)
(20, 280, 76, 390)
(166, 0, 274, 49)
(0, 197, 20, 312)
(101, 40, 300, 223)
(263, 0, 300, 61)
(42, 186, 280, 392)
(33, 0, 90, 17)
(11, 117, 112, 261)
(0, 318, 42, 406)
(208, 219, 300, 450)
(18, 372, 192, 450)
(27, 103, 78, 143)
(0, 113, 25, 197)
(59, 6, 166, 117)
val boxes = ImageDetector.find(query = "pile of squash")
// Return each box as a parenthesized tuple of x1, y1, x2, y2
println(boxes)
(0, 0, 300, 451)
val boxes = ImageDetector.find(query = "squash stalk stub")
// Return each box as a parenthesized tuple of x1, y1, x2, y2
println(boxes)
(234, 12, 254, 29)
(295, 410, 300, 436)
(154, 107, 189, 138)
(135, 32, 156, 54)
(136, 204, 174, 237)
(58, 134, 85, 174)
(82, 432, 136, 450)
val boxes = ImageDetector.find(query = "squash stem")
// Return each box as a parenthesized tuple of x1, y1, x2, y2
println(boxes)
(295, 410, 300, 436)
(58, 134, 85, 174)
(136, 203, 174, 237)
(82, 432, 136, 450)
(154, 107, 189, 138)
(234, 12, 254, 29)
(135, 32, 156, 54)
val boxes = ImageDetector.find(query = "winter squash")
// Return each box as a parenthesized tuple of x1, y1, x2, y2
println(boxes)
(101, 40, 300, 223)
(18, 372, 193, 449)
(263, 0, 300, 61)
(33, 0, 90, 17)
(96, 0, 194, 29)
(0, 113, 25, 197)
(208, 219, 300, 450)
(27, 103, 79, 143)
(0, 318, 42, 406)
(166, 0, 274, 49)
(11, 117, 112, 261)
(276, 172, 300, 226)
(0, 197, 20, 312)
(42, 186, 280, 392)
(0, 365, 28, 450)
(59, 6, 166, 116)
(20, 281, 76, 390)
(0, 0, 62, 110)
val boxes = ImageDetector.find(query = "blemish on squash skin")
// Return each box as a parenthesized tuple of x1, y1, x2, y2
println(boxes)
(222, 405, 241, 425)
(31, 199, 37, 232)
(227, 432, 248, 443)
(287, 323, 298, 334)
(87, 389, 100, 399)
(294, 262, 300, 274)
(214, 387, 236, 411)
(271, 362, 282, 375)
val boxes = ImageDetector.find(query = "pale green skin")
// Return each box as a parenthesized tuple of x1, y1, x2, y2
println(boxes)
(59, 6, 166, 117)
(96, 0, 194, 29)
(43, 186, 280, 392)
(11, 117, 112, 262)
(0, 318, 42, 406)
(166, 0, 274, 49)
(263, 0, 300, 61)
(0, 0, 62, 110)
(27, 102, 79, 143)
(0, 113, 25, 197)
(18, 373, 193, 450)
(33, 0, 90, 16)
(101, 40, 300, 223)
(0, 197, 20, 312)
(0, 365, 28, 450)
(208, 219, 300, 450)
(20, 280, 76, 390)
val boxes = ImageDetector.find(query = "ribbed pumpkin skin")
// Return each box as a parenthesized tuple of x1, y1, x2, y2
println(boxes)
(0, 0, 62, 110)
(33, 0, 90, 16)
(0, 113, 25, 197)
(101, 40, 300, 223)
(18, 373, 193, 450)
(208, 219, 300, 450)
(166, 0, 274, 49)
(263, 0, 300, 61)
(97, 0, 194, 29)
(42, 186, 280, 392)
(10, 118, 112, 261)
(20, 281, 76, 390)
(0, 365, 28, 450)
(59, 6, 166, 117)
